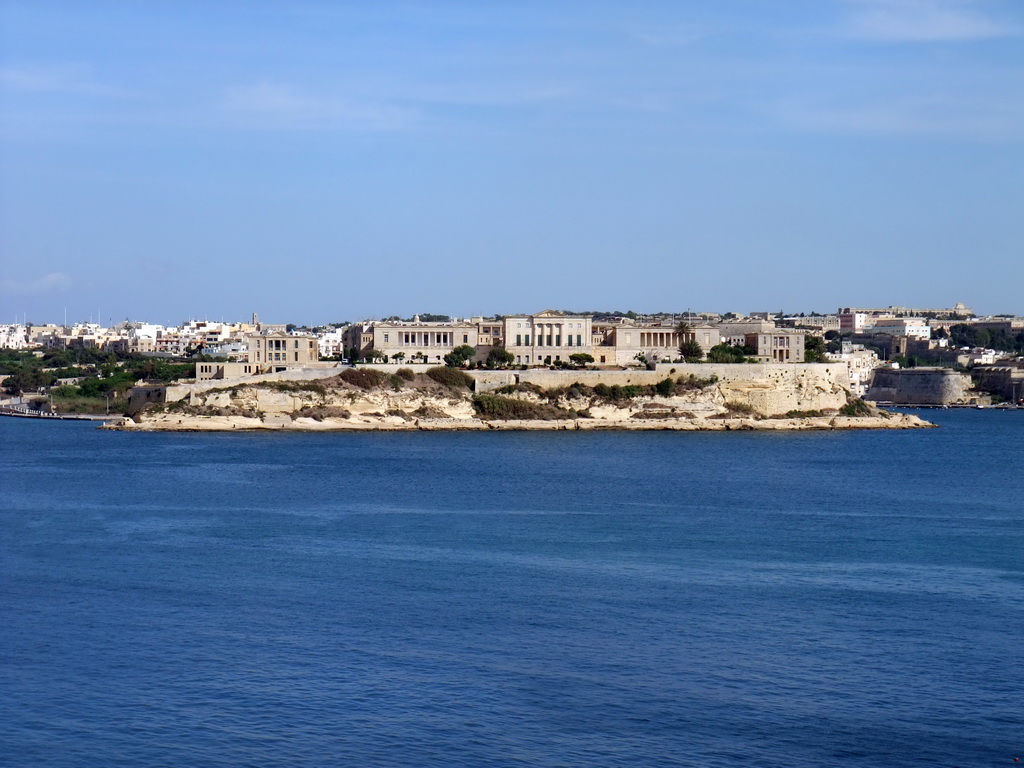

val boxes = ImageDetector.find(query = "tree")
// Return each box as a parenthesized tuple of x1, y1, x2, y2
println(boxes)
(443, 344, 476, 368)
(486, 347, 514, 368)
(804, 335, 828, 363)
(2, 364, 49, 395)
(569, 352, 594, 367)
(138, 359, 160, 380)
(675, 321, 704, 362)
(707, 343, 751, 364)
(392, 352, 406, 363)
(679, 339, 704, 362)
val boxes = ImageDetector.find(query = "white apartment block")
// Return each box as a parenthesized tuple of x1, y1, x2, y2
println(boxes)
(0, 325, 31, 349)
(871, 318, 931, 340)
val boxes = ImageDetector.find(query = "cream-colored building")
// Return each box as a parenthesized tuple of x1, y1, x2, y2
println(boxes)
(590, 321, 721, 366)
(105, 336, 156, 355)
(791, 315, 841, 332)
(345, 316, 504, 363)
(196, 361, 260, 380)
(503, 311, 592, 365)
(717, 319, 778, 347)
(744, 330, 806, 363)
(246, 332, 319, 372)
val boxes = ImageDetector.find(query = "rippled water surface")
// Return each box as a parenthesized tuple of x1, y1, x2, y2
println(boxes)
(2, 411, 1022, 767)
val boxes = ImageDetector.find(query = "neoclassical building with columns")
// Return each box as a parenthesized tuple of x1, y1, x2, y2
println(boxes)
(503, 310, 594, 365)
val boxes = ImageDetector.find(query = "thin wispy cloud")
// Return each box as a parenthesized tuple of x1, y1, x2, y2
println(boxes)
(842, 0, 1020, 42)
(630, 25, 708, 48)
(0, 272, 73, 295)
(0, 65, 132, 97)
(221, 82, 417, 131)
(768, 92, 1024, 141)
(404, 83, 574, 109)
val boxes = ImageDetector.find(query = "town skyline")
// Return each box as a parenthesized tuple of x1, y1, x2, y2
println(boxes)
(4, 298, 1021, 331)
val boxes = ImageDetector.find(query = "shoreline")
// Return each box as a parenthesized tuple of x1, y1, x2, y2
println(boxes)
(102, 412, 935, 432)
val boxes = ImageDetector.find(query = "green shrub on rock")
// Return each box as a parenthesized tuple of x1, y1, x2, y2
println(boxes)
(340, 368, 388, 389)
(427, 366, 474, 389)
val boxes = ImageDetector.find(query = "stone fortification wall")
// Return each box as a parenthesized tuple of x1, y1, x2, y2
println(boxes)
(865, 368, 969, 405)
(473, 363, 848, 391)
(472, 363, 851, 415)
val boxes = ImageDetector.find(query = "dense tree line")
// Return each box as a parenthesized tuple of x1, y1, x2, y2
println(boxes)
(948, 324, 1024, 354)
(1, 349, 194, 396)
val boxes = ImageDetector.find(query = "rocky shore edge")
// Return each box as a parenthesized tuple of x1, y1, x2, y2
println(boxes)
(102, 412, 934, 432)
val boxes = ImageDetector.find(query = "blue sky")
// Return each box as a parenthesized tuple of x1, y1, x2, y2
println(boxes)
(1, 0, 1021, 325)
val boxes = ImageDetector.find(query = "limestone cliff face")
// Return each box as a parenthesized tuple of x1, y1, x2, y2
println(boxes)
(114, 364, 931, 431)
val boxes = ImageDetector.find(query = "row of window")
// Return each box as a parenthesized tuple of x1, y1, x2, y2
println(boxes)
(265, 339, 300, 350)
(384, 332, 478, 346)
(514, 334, 584, 347)
(514, 355, 570, 364)
(514, 322, 585, 329)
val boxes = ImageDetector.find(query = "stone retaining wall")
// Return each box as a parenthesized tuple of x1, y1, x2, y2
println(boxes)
(865, 368, 970, 405)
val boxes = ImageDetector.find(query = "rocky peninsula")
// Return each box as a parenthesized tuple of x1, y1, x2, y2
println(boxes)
(107, 364, 934, 432)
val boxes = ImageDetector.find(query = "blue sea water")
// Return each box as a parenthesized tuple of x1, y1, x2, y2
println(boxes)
(1, 411, 1022, 768)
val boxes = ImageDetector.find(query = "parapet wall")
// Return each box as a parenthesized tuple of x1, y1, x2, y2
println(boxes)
(865, 368, 970, 405)
(472, 363, 848, 390)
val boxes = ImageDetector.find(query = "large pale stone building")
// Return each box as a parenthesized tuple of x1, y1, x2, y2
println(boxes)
(343, 316, 504, 363)
(590, 321, 721, 365)
(247, 331, 319, 372)
(744, 330, 806, 363)
(503, 311, 592, 365)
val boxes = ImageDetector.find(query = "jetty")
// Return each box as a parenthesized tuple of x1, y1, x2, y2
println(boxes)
(0, 404, 115, 422)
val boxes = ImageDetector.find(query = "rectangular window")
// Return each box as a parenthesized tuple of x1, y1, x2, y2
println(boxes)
(567, 336, 573, 346)
(525, 335, 531, 345)
(547, 335, 553, 346)
(384, 333, 389, 343)
(463, 334, 468, 344)
(555, 335, 561, 346)
(577, 334, 582, 346)
(516, 334, 522, 345)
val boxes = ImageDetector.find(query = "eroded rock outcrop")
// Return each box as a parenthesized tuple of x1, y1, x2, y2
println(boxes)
(108, 366, 934, 432)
